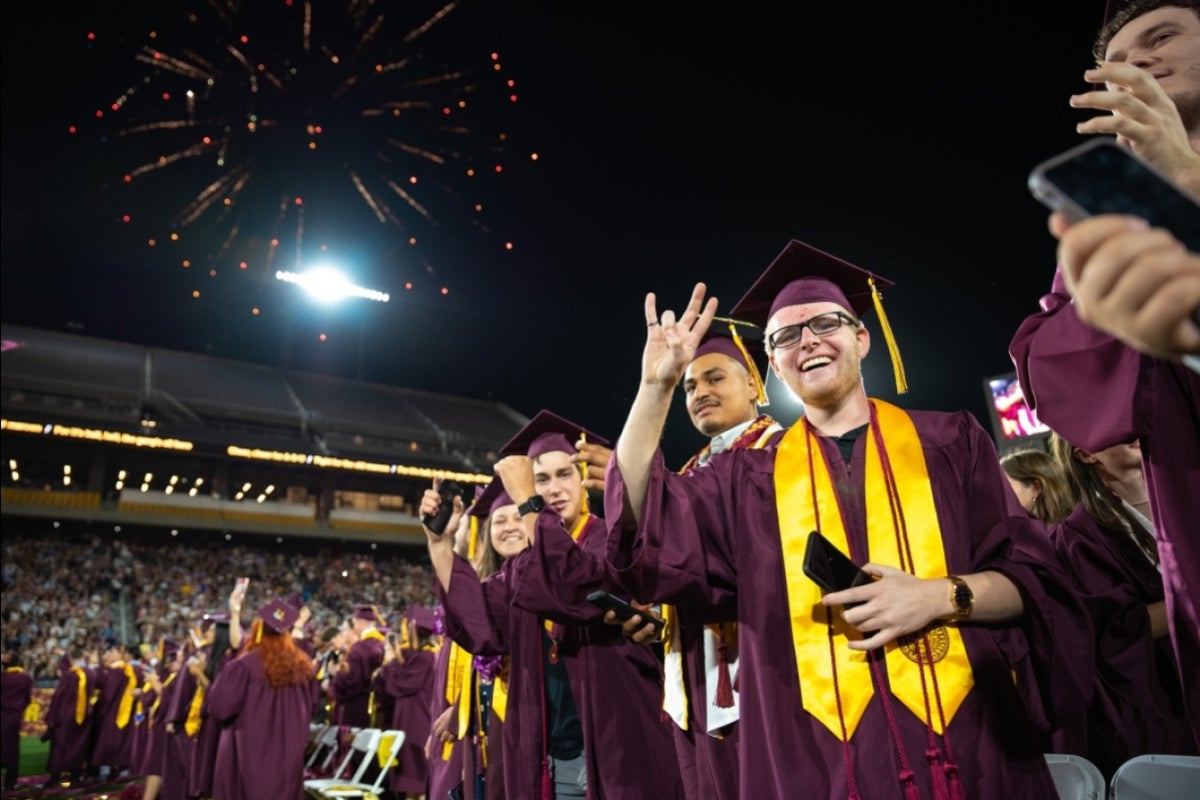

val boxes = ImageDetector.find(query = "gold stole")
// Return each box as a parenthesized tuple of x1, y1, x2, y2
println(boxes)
(776, 400, 972, 740)
(149, 672, 176, 720)
(360, 628, 386, 724)
(443, 641, 471, 761)
(115, 662, 137, 729)
(72, 667, 88, 724)
(542, 512, 591, 639)
(185, 682, 204, 736)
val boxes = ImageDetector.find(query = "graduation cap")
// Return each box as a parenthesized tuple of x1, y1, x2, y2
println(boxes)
(158, 638, 180, 664)
(353, 603, 385, 625)
(692, 317, 769, 406)
(470, 476, 517, 521)
(257, 598, 298, 634)
(729, 239, 908, 394)
(405, 605, 439, 638)
(498, 409, 612, 459)
(200, 609, 232, 628)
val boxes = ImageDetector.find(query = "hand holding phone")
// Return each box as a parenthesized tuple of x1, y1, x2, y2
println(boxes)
(421, 480, 464, 535)
(802, 531, 875, 607)
(586, 590, 664, 637)
(1028, 138, 1200, 250)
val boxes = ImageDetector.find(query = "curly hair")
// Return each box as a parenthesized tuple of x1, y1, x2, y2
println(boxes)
(243, 619, 314, 688)
(1093, 1, 1200, 63)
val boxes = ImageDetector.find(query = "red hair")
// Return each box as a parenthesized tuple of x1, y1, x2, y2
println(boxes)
(244, 619, 314, 687)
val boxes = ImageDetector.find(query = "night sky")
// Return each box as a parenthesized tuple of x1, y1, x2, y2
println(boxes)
(2, 2, 1105, 465)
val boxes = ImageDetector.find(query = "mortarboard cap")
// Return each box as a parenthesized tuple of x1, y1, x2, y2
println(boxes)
(692, 318, 769, 405)
(405, 605, 439, 637)
(470, 476, 516, 520)
(353, 603, 384, 625)
(729, 239, 908, 394)
(257, 598, 298, 634)
(498, 409, 611, 460)
(158, 638, 180, 664)
(286, 593, 304, 612)
(201, 609, 232, 628)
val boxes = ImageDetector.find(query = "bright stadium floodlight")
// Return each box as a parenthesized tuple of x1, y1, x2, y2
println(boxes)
(275, 266, 390, 304)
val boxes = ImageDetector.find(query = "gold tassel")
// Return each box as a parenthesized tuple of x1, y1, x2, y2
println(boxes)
(468, 515, 479, 561)
(869, 277, 908, 395)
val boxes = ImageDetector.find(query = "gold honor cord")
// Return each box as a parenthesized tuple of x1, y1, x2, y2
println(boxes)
(775, 401, 971, 740)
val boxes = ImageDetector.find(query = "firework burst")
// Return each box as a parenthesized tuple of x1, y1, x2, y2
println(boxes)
(72, 0, 530, 316)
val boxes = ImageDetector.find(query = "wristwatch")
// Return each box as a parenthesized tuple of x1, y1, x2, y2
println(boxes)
(946, 575, 974, 622)
(517, 495, 546, 516)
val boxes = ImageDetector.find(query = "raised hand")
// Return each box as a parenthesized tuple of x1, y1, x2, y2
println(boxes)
(642, 282, 719, 390)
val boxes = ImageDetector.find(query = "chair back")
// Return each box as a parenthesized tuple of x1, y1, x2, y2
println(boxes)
(1043, 753, 1106, 800)
(1110, 754, 1200, 800)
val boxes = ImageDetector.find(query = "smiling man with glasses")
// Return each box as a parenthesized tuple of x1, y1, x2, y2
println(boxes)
(602, 238, 1092, 799)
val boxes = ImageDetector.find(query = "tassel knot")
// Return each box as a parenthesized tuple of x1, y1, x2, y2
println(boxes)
(945, 758, 965, 800)
(926, 747, 950, 800)
(713, 636, 734, 709)
(898, 767, 920, 800)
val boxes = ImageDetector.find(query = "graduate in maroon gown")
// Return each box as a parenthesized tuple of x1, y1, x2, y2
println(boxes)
(136, 638, 181, 800)
(1009, 1, 1200, 744)
(43, 648, 96, 788)
(188, 608, 240, 800)
(605, 241, 1093, 799)
(207, 597, 318, 800)
(1046, 434, 1197, 778)
(328, 603, 387, 728)
(653, 321, 782, 800)
(1, 648, 34, 791)
(376, 605, 437, 798)
(89, 638, 143, 780)
(421, 411, 684, 800)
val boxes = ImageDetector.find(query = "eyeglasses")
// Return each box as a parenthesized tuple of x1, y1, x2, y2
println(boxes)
(766, 311, 859, 350)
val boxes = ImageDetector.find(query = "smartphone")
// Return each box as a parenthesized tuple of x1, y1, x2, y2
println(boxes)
(421, 480, 464, 534)
(802, 531, 874, 606)
(586, 590, 664, 637)
(1027, 138, 1200, 251)
(235, 576, 249, 592)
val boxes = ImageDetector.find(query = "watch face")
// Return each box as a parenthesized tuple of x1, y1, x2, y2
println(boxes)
(953, 583, 972, 612)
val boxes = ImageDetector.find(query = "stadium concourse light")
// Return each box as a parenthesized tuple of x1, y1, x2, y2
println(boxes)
(275, 266, 390, 304)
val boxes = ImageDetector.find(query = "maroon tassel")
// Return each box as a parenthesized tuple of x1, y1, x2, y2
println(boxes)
(541, 757, 554, 800)
(714, 637, 734, 708)
(898, 767, 920, 800)
(927, 747, 950, 800)
(945, 758, 965, 800)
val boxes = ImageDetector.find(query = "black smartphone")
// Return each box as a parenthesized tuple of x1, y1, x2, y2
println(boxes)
(421, 480, 464, 534)
(802, 531, 874, 606)
(586, 590, 664, 637)
(1027, 138, 1200, 251)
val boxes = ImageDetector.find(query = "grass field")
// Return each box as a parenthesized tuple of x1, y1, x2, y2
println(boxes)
(17, 736, 47, 783)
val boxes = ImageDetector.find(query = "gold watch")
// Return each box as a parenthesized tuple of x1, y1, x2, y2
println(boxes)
(947, 575, 974, 622)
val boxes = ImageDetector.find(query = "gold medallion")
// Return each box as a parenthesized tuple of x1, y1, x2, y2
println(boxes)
(898, 624, 950, 664)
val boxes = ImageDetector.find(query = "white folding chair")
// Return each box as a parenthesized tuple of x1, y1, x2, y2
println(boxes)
(304, 723, 342, 778)
(312, 729, 407, 799)
(1043, 753, 1106, 800)
(304, 727, 382, 796)
(1110, 753, 1200, 800)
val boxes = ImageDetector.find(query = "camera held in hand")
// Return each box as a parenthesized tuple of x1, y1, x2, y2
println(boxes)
(421, 480, 465, 534)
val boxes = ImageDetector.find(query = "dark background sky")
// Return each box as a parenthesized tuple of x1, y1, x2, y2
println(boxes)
(1, 2, 1103, 466)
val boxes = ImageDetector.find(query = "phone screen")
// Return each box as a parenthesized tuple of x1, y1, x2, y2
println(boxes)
(802, 531, 874, 601)
(1028, 140, 1200, 251)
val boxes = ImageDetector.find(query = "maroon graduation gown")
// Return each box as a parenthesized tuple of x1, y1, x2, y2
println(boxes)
(1, 668, 33, 771)
(207, 650, 318, 800)
(1049, 503, 1197, 777)
(377, 648, 436, 794)
(44, 666, 94, 778)
(427, 633, 466, 800)
(604, 408, 1093, 799)
(438, 514, 684, 800)
(188, 648, 235, 799)
(90, 661, 143, 772)
(1010, 267, 1200, 742)
(331, 635, 385, 728)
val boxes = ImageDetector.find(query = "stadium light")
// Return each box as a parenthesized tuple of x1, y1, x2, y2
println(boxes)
(275, 265, 390, 304)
